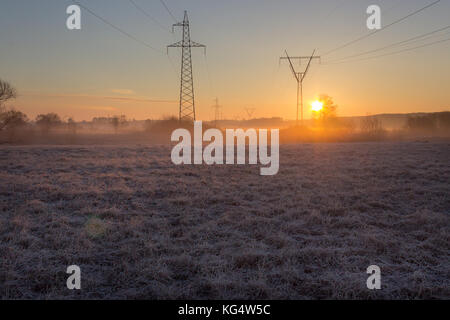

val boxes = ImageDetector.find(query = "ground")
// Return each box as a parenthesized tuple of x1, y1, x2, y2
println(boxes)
(0, 142, 449, 299)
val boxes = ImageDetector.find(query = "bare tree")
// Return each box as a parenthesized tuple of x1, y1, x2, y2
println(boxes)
(407, 115, 438, 132)
(0, 110, 28, 131)
(67, 117, 77, 134)
(361, 116, 383, 133)
(0, 80, 17, 110)
(318, 94, 337, 120)
(360, 115, 386, 140)
(0, 110, 28, 142)
(111, 115, 127, 134)
(312, 94, 338, 127)
(36, 113, 62, 134)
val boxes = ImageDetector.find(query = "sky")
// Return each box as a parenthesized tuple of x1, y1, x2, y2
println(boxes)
(0, 0, 449, 121)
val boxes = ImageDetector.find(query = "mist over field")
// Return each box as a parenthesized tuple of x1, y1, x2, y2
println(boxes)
(1, 142, 448, 299)
(1, 111, 450, 146)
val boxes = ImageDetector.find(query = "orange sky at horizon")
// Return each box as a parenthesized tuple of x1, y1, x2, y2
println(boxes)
(1, 1, 449, 121)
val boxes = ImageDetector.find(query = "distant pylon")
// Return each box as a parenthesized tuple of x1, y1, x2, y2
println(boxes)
(245, 107, 256, 120)
(212, 98, 222, 127)
(168, 11, 206, 122)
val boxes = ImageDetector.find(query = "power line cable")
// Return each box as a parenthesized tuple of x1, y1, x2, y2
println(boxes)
(316, 0, 408, 55)
(159, 0, 178, 23)
(321, 0, 442, 56)
(325, 24, 450, 63)
(125, 0, 179, 77)
(166, 51, 179, 76)
(324, 35, 450, 65)
(203, 54, 215, 97)
(127, 0, 172, 34)
(72, 1, 163, 54)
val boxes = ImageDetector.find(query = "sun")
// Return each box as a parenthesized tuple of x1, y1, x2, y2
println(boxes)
(311, 100, 323, 112)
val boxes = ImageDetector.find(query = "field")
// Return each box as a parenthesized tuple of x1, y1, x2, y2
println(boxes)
(0, 141, 449, 299)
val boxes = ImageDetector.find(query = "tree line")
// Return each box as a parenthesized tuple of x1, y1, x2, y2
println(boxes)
(1, 79, 449, 143)
(0, 80, 133, 138)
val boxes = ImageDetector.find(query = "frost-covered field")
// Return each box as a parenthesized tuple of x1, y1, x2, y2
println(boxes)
(0, 142, 449, 299)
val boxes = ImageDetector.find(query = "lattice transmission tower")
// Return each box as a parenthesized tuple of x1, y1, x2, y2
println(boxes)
(280, 50, 320, 126)
(212, 98, 222, 127)
(168, 11, 206, 122)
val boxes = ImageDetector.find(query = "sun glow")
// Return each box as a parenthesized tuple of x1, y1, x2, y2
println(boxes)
(311, 100, 323, 112)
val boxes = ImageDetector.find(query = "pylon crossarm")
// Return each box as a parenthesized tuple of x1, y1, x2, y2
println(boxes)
(168, 41, 183, 48)
(301, 50, 316, 82)
(284, 51, 300, 82)
(190, 41, 205, 47)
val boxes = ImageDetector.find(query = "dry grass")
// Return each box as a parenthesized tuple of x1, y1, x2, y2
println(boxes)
(0, 142, 449, 299)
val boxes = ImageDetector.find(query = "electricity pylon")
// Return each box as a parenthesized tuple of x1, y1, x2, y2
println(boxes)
(211, 98, 222, 127)
(245, 108, 256, 120)
(280, 50, 320, 126)
(168, 11, 206, 122)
